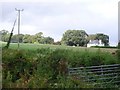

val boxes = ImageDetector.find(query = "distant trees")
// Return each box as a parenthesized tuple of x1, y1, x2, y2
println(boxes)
(53, 41, 61, 45)
(0, 30, 9, 35)
(61, 30, 88, 46)
(11, 34, 24, 43)
(96, 34, 109, 46)
(34, 32, 43, 43)
(0, 30, 10, 42)
(87, 33, 109, 46)
(41, 37, 54, 44)
(0, 29, 110, 47)
(22, 34, 32, 43)
(22, 33, 54, 44)
(61, 30, 109, 47)
(87, 34, 96, 41)
(0, 30, 54, 44)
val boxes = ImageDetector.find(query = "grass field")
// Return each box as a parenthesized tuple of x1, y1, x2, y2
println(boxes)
(2, 41, 120, 88)
(1, 42, 118, 53)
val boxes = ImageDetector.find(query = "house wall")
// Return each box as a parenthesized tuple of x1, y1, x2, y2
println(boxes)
(87, 43, 104, 47)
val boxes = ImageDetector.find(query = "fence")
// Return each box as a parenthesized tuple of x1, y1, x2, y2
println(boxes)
(68, 64, 120, 86)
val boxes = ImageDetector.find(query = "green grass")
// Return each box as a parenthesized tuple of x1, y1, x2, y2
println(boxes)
(2, 42, 120, 88)
(2, 47, 119, 88)
(1, 42, 118, 53)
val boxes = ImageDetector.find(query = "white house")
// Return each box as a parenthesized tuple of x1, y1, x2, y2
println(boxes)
(87, 39, 104, 47)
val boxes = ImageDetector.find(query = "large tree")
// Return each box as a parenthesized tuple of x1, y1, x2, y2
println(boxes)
(87, 33, 109, 46)
(11, 34, 24, 43)
(61, 30, 88, 46)
(96, 33, 109, 46)
(0, 30, 9, 35)
(0, 30, 10, 42)
(34, 32, 43, 43)
(87, 34, 96, 41)
(23, 34, 33, 43)
(41, 37, 54, 44)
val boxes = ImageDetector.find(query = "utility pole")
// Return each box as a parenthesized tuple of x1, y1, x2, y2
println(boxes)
(15, 8, 24, 50)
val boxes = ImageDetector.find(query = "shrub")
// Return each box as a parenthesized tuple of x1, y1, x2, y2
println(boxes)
(2, 49, 37, 88)
(2, 48, 119, 88)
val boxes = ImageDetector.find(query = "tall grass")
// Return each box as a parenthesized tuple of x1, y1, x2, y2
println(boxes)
(2, 47, 119, 88)
(2, 42, 117, 53)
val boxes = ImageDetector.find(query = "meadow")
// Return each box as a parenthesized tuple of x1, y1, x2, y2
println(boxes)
(2, 42, 120, 88)
(1, 42, 118, 53)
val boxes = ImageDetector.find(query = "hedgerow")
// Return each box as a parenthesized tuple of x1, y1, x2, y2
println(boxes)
(2, 48, 119, 88)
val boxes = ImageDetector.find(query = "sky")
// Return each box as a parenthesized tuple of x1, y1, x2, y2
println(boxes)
(0, 0, 119, 46)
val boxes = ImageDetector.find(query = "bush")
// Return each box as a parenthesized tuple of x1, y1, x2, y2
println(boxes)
(2, 48, 119, 88)
(2, 49, 37, 88)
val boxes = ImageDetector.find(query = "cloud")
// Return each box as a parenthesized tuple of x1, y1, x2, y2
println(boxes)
(0, 0, 119, 44)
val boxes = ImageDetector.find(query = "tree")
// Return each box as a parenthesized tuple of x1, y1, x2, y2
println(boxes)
(23, 34, 33, 43)
(61, 30, 88, 46)
(0, 30, 9, 35)
(53, 41, 61, 45)
(19, 34, 24, 43)
(96, 33, 109, 46)
(0, 30, 9, 42)
(11, 34, 24, 43)
(87, 33, 109, 46)
(87, 34, 96, 41)
(11, 34, 18, 43)
(34, 32, 43, 43)
(41, 37, 54, 44)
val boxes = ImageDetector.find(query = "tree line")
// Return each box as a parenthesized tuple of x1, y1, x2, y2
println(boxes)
(0, 29, 109, 46)
(61, 30, 109, 46)
(0, 30, 54, 44)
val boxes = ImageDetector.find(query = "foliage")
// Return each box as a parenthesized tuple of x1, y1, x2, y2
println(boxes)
(33, 32, 43, 43)
(0, 30, 55, 45)
(11, 34, 24, 43)
(0, 29, 110, 47)
(53, 41, 61, 45)
(96, 33, 109, 46)
(40, 37, 54, 44)
(0, 30, 9, 35)
(87, 33, 109, 46)
(0, 30, 10, 42)
(2, 49, 37, 88)
(2, 46, 119, 88)
(23, 34, 33, 43)
(87, 34, 96, 40)
(61, 30, 88, 46)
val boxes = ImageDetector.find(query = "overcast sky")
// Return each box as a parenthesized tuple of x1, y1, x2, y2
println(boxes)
(0, 0, 119, 46)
